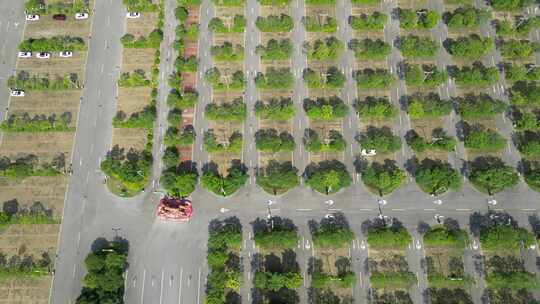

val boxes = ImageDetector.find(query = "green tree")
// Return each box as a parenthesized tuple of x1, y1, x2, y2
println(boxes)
(208, 15, 246, 33)
(311, 216, 355, 248)
(499, 39, 539, 60)
(205, 99, 246, 122)
(256, 161, 299, 195)
(456, 94, 507, 120)
(304, 37, 344, 61)
(358, 126, 402, 154)
(303, 96, 348, 120)
(398, 9, 440, 30)
(407, 93, 452, 119)
(464, 124, 507, 152)
(303, 67, 346, 89)
(404, 64, 448, 88)
(211, 42, 244, 61)
(349, 12, 387, 31)
(162, 165, 198, 197)
(255, 129, 295, 152)
(469, 157, 519, 194)
(349, 38, 391, 60)
(201, 163, 248, 196)
(303, 16, 337, 32)
(256, 38, 293, 60)
(517, 131, 540, 156)
(398, 35, 439, 58)
(415, 159, 461, 195)
(356, 96, 397, 120)
(255, 68, 294, 90)
(361, 161, 406, 195)
(510, 81, 540, 107)
(524, 161, 540, 192)
(255, 14, 294, 32)
(354, 68, 394, 89)
(491, 0, 533, 11)
(446, 35, 494, 59)
(444, 6, 491, 29)
(305, 161, 351, 194)
(452, 63, 499, 87)
(514, 111, 539, 131)
(255, 98, 295, 121)
(304, 129, 346, 152)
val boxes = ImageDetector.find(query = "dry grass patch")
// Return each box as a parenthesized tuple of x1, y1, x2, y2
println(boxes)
(0, 276, 51, 304)
(0, 133, 73, 160)
(126, 12, 159, 37)
(212, 90, 244, 102)
(259, 151, 292, 166)
(25, 19, 91, 39)
(260, 5, 290, 16)
(121, 48, 155, 73)
(17, 53, 86, 75)
(117, 87, 152, 115)
(214, 7, 245, 17)
(0, 224, 59, 257)
(352, 30, 385, 40)
(397, 0, 428, 9)
(0, 176, 67, 218)
(8, 91, 80, 118)
(111, 128, 148, 151)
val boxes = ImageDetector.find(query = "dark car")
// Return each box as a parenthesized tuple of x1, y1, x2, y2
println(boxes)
(52, 14, 66, 21)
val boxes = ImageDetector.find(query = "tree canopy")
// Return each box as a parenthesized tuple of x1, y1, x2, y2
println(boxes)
(208, 15, 246, 33)
(517, 131, 540, 157)
(398, 9, 440, 30)
(205, 99, 246, 122)
(456, 94, 507, 120)
(510, 81, 540, 107)
(491, 0, 534, 11)
(504, 63, 540, 83)
(452, 63, 499, 87)
(255, 129, 295, 153)
(201, 162, 248, 196)
(349, 12, 387, 31)
(255, 68, 294, 90)
(305, 161, 352, 194)
(304, 129, 346, 152)
(162, 164, 199, 197)
(404, 64, 448, 88)
(255, 14, 294, 32)
(406, 128, 457, 153)
(444, 6, 491, 29)
(464, 123, 507, 152)
(361, 161, 406, 195)
(303, 16, 337, 32)
(499, 39, 539, 60)
(354, 68, 395, 89)
(211, 42, 244, 61)
(358, 126, 402, 154)
(415, 159, 461, 195)
(303, 66, 346, 89)
(256, 38, 293, 61)
(304, 37, 344, 61)
(256, 161, 299, 195)
(204, 131, 243, 153)
(311, 214, 355, 248)
(446, 35, 494, 59)
(303, 96, 348, 120)
(349, 38, 391, 60)
(356, 96, 397, 120)
(254, 98, 295, 121)
(468, 157, 519, 195)
(398, 35, 439, 58)
(407, 93, 452, 119)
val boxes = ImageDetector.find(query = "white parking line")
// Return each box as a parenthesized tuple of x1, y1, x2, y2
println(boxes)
(178, 268, 183, 304)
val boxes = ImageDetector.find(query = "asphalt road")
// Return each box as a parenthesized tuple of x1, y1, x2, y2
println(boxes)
(0, 0, 26, 125)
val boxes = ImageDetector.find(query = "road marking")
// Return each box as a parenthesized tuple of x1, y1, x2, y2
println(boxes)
(141, 269, 146, 304)
(456, 208, 471, 211)
(392, 209, 405, 211)
(72, 264, 76, 278)
(296, 208, 312, 211)
(178, 268, 183, 304)
(196, 268, 202, 304)
(359, 208, 373, 211)
(159, 269, 164, 304)
(522, 209, 537, 211)
(423, 209, 436, 211)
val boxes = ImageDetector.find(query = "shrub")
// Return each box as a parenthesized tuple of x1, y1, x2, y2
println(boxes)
(481, 225, 536, 251)
(100, 147, 152, 193)
(358, 126, 401, 154)
(211, 42, 244, 61)
(211, 0, 244, 7)
(123, 0, 159, 11)
(517, 131, 540, 156)
(253, 218, 298, 249)
(256, 39, 293, 60)
(424, 225, 469, 249)
(113, 107, 156, 129)
(349, 38, 391, 60)
(504, 63, 540, 83)
(361, 161, 406, 195)
(164, 126, 195, 147)
(162, 166, 198, 197)
(255, 14, 294, 32)
(208, 15, 246, 33)
(204, 68, 245, 91)
(491, 0, 534, 11)
(304, 37, 344, 61)
(407, 93, 452, 119)
(26, 0, 90, 14)
(118, 69, 151, 87)
(398, 9, 440, 30)
(446, 35, 494, 59)
(205, 99, 246, 122)
(0, 155, 63, 179)
(1, 112, 73, 132)
(398, 35, 439, 58)
(349, 12, 387, 31)
(303, 96, 348, 120)
(305, 160, 351, 194)
(19, 36, 86, 52)
(303, 67, 346, 89)
(510, 81, 540, 107)
(499, 39, 539, 59)
(8, 71, 81, 90)
(524, 161, 540, 192)
(514, 111, 540, 131)
(406, 128, 456, 152)
(304, 129, 346, 152)
(167, 90, 198, 110)
(354, 68, 394, 89)
(255, 98, 295, 121)
(254, 272, 302, 290)
(303, 16, 337, 32)
(356, 96, 397, 120)
(366, 222, 412, 249)
(404, 64, 448, 88)
(204, 131, 243, 153)
(120, 29, 163, 48)
(311, 215, 355, 248)
(254, 68, 294, 90)
(258, 0, 291, 6)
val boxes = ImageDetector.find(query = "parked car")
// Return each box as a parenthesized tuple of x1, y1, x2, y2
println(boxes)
(53, 14, 66, 21)
(360, 149, 377, 156)
(25, 14, 40, 21)
(59, 51, 73, 58)
(126, 12, 141, 19)
(74, 12, 89, 20)
(36, 52, 51, 59)
(10, 90, 25, 97)
(18, 52, 32, 58)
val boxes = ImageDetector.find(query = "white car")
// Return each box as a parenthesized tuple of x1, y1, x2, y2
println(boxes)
(18, 52, 32, 58)
(25, 14, 40, 21)
(360, 149, 377, 156)
(126, 12, 141, 19)
(36, 52, 51, 59)
(74, 12, 89, 20)
(10, 90, 25, 97)
(59, 51, 73, 58)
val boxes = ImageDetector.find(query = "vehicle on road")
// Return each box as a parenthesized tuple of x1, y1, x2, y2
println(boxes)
(10, 90, 25, 97)
(126, 12, 141, 19)
(25, 14, 39, 21)
(75, 13, 89, 20)
(53, 14, 67, 21)
(36, 52, 51, 59)
(18, 51, 32, 58)
(361, 149, 377, 156)
(59, 51, 73, 58)
(156, 197, 193, 222)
